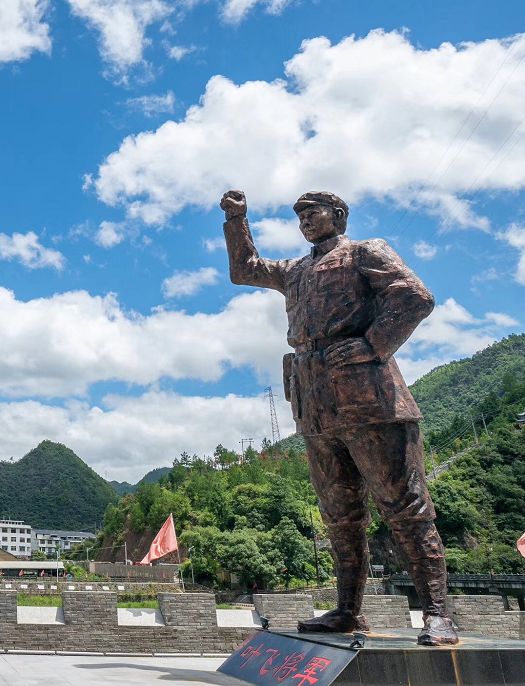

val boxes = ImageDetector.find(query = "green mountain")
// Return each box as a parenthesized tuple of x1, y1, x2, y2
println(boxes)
(109, 467, 171, 495)
(411, 333, 525, 436)
(0, 440, 118, 530)
(109, 480, 135, 496)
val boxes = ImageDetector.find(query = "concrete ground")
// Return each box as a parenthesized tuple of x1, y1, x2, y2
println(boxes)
(0, 654, 249, 686)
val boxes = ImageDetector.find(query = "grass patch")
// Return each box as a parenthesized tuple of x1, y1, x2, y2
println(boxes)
(313, 601, 336, 611)
(216, 603, 236, 609)
(118, 600, 159, 609)
(18, 595, 62, 607)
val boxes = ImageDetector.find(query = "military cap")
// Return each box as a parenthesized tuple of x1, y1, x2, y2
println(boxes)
(293, 191, 349, 217)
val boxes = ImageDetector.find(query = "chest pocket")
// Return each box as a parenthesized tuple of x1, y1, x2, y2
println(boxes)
(314, 257, 348, 292)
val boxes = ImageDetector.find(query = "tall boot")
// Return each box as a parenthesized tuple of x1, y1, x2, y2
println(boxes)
(298, 527, 369, 633)
(391, 520, 458, 646)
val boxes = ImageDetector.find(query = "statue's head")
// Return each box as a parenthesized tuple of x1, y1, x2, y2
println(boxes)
(293, 191, 349, 244)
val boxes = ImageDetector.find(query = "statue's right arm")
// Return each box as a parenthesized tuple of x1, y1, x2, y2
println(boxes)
(221, 190, 286, 293)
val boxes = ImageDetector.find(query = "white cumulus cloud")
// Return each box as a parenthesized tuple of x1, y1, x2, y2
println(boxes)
(0, 231, 64, 270)
(95, 221, 126, 248)
(221, 0, 294, 24)
(0, 390, 296, 481)
(485, 312, 519, 327)
(497, 223, 525, 285)
(167, 44, 195, 61)
(412, 240, 438, 260)
(0, 287, 289, 397)
(91, 30, 525, 228)
(252, 217, 307, 253)
(0, 281, 517, 401)
(162, 266, 220, 298)
(0, 0, 51, 63)
(125, 90, 175, 117)
(66, 0, 172, 78)
(203, 236, 225, 252)
(398, 297, 517, 383)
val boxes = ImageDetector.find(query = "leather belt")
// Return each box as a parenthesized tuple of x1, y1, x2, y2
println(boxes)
(294, 335, 350, 354)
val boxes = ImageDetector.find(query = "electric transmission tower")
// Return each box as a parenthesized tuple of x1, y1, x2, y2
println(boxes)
(264, 386, 281, 445)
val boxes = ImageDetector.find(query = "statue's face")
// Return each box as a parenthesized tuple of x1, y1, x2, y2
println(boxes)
(298, 205, 338, 244)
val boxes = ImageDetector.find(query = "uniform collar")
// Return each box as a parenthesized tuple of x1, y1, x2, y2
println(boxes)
(310, 234, 346, 258)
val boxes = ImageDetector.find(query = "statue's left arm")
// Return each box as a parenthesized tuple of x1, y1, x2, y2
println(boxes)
(358, 239, 435, 363)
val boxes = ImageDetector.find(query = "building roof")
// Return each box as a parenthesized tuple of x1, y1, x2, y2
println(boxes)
(33, 529, 95, 538)
(0, 549, 19, 561)
(0, 561, 65, 570)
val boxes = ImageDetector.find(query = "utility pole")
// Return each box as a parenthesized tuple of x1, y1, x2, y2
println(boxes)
(309, 509, 321, 587)
(239, 438, 253, 461)
(481, 412, 490, 437)
(188, 546, 195, 585)
(429, 446, 437, 479)
(124, 541, 128, 565)
(469, 411, 479, 444)
(264, 386, 281, 445)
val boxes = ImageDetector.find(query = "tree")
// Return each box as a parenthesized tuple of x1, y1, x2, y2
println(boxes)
(271, 517, 313, 586)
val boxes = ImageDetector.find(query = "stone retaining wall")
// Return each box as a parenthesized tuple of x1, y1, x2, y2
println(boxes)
(448, 595, 525, 640)
(0, 589, 522, 654)
(253, 594, 314, 629)
(0, 590, 245, 654)
(0, 624, 247, 654)
(63, 591, 117, 626)
(159, 592, 217, 627)
(361, 595, 412, 628)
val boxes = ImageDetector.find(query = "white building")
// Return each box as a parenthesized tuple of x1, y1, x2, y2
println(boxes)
(0, 519, 32, 558)
(31, 529, 96, 556)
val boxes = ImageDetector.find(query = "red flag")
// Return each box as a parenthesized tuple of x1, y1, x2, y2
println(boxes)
(517, 532, 525, 559)
(18, 569, 24, 577)
(40, 569, 45, 577)
(139, 513, 178, 565)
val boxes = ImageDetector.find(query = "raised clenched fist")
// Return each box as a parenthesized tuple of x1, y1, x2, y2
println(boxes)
(220, 190, 247, 220)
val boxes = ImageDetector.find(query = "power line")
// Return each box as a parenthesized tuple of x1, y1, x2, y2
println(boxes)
(393, 38, 525, 240)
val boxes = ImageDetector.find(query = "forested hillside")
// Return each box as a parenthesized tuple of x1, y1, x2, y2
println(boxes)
(87, 334, 525, 585)
(0, 441, 117, 530)
(97, 446, 333, 588)
(411, 333, 525, 435)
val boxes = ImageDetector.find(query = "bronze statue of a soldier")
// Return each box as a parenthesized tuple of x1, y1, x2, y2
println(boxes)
(221, 189, 458, 646)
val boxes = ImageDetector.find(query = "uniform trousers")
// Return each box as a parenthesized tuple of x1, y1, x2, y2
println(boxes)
(304, 421, 447, 619)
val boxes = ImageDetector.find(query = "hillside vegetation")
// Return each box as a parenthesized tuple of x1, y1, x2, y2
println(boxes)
(0, 441, 117, 530)
(411, 333, 525, 436)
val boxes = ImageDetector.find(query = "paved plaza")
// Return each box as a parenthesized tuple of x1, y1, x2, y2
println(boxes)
(0, 654, 248, 686)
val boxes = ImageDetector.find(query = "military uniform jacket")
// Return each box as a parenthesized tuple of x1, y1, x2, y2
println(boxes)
(224, 216, 434, 435)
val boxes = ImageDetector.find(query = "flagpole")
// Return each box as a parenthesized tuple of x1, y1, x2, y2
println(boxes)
(173, 515, 185, 592)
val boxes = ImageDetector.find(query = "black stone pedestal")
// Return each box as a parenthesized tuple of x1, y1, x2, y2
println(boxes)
(279, 629, 525, 686)
(219, 628, 525, 686)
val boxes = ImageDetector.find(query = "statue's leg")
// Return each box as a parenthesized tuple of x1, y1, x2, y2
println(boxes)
(298, 432, 370, 633)
(346, 422, 458, 646)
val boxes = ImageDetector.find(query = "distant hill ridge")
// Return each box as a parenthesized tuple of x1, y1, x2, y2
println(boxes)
(110, 467, 171, 495)
(0, 440, 117, 530)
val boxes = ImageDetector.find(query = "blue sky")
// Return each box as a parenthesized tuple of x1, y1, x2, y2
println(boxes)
(0, 0, 523, 480)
